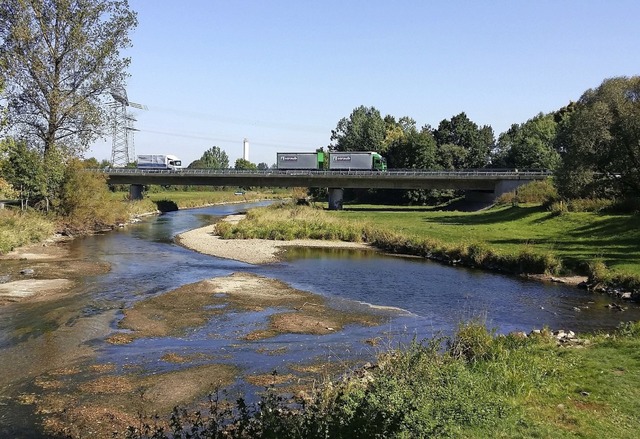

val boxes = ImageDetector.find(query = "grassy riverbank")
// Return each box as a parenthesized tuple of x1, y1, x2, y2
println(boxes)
(216, 202, 640, 290)
(127, 321, 640, 439)
(0, 209, 55, 253)
(0, 189, 284, 254)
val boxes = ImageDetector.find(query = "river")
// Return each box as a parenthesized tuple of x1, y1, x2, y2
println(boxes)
(1, 201, 639, 437)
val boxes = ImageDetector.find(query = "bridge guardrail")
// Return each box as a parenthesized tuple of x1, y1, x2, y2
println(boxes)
(99, 168, 553, 178)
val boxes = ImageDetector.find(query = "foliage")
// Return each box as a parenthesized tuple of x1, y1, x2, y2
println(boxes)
(234, 158, 257, 170)
(188, 146, 229, 169)
(385, 127, 437, 169)
(0, 0, 138, 156)
(495, 179, 558, 205)
(124, 323, 640, 438)
(433, 112, 495, 169)
(0, 209, 55, 254)
(493, 112, 561, 170)
(0, 137, 66, 209)
(56, 159, 129, 233)
(554, 76, 640, 200)
(330, 105, 387, 152)
(0, 177, 18, 199)
(385, 126, 441, 204)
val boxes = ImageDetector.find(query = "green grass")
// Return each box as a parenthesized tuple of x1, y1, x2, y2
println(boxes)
(110, 188, 287, 214)
(336, 203, 640, 276)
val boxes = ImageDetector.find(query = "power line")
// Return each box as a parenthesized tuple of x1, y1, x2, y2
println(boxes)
(149, 105, 329, 134)
(137, 128, 324, 149)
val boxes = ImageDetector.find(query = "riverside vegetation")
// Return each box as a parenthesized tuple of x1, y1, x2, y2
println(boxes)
(0, 158, 285, 254)
(126, 321, 640, 439)
(216, 182, 640, 293)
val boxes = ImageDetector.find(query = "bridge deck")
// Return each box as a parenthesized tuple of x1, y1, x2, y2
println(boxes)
(103, 169, 550, 190)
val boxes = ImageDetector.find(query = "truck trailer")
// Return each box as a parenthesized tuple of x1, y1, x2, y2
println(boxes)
(328, 152, 387, 171)
(276, 152, 325, 170)
(136, 154, 183, 171)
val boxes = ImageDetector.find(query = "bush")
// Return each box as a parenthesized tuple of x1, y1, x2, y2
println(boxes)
(56, 159, 129, 233)
(496, 180, 558, 205)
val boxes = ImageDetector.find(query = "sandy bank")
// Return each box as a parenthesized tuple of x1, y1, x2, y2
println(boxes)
(176, 214, 373, 264)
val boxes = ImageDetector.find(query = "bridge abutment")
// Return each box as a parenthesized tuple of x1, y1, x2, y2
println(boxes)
(328, 188, 344, 210)
(129, 184, 144, 200)
(493, 179, 528, 199)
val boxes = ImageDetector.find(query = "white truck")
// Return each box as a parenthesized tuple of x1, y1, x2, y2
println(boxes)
(136, 154, 183, 171)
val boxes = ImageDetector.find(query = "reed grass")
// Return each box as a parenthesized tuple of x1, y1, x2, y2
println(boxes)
(0, 209, 55, 253)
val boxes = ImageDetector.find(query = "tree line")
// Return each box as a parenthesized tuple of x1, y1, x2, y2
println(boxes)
(329, 76, 640, 205)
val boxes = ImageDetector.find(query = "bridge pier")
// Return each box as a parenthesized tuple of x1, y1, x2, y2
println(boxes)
(327, 188, 344, 210)
(129, 184, 144, 200)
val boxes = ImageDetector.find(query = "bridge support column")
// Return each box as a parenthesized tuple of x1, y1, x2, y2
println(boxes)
(327, 188, 344, 210)
(129, 184, 144, 200)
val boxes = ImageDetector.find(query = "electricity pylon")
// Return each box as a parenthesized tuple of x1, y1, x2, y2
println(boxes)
(109, 86, 148, 167)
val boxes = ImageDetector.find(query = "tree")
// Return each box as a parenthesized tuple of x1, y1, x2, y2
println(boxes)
(0, 0, 138, 157)
(386, 127, 437, 169)
(555, 76, 640, 199)
(257, 162, 269, 170)
(330, 106, 387, 152)
(188, 146, 229, 169)
(493, 113, 560, 170)
(385, 127, 440, 204)
(0, 138, 44, 208)
(433, 113, 494, 169)
(234, 158, 257, 170)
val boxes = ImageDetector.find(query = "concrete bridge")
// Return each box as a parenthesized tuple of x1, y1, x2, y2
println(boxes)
(104, 168, 551, 209)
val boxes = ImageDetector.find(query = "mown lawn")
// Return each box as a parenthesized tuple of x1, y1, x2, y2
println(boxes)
(335, 204, 640, 275)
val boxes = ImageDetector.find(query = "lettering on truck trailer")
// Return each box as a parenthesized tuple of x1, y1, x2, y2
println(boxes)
(333, 156, 351, 161)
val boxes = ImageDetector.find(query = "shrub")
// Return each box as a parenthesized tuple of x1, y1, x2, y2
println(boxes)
(496, 180, 558, 205)
(56, 160, 129, 233)
(448, 321, 494, 363)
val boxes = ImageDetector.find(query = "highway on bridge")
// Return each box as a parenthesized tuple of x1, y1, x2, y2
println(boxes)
(104, 168, 551, 191)
(104, 168, 551, 209)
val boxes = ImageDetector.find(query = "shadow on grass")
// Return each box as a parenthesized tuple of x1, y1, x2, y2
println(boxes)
(421, 205, 546, 225)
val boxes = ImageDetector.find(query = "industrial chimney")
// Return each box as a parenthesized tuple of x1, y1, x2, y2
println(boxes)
(243, 138, 249, 161)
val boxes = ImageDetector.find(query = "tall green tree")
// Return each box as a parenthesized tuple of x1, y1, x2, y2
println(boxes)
(385, 126, 440, 204)
(330, 106, 387, 152)
(433, 113, 494, 169)
(493, 113, 560, 170)
(0, 0, 137, 157)
(1, 138, 42, 208)
(188, 146, 229, 169)
(386, 127, 437, 169)
(555, 76, 640, 199)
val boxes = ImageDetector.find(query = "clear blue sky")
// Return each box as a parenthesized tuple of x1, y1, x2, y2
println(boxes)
(88, 0, 640, 167)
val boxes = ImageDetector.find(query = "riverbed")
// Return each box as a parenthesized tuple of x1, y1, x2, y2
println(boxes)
(1, 201, 638, 438)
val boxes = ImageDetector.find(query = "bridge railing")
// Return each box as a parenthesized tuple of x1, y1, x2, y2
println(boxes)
(100, 168, 553, 178)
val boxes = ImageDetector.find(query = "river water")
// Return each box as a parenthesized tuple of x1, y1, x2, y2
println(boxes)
(1, 201, 639, 437)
